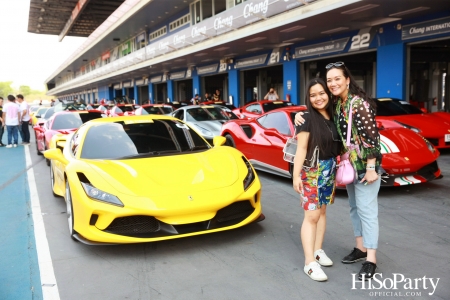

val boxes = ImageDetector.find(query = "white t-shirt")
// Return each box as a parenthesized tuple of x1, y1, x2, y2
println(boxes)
(19, 101, 30, 121)
(3, 102, 21, 126)
(266, 93, 278, 100)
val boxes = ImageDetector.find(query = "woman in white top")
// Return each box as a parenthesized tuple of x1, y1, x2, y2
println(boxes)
(264, 88, 279, 100)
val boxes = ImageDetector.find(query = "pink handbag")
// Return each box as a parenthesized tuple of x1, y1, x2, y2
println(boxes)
(336, 99, 356, 185)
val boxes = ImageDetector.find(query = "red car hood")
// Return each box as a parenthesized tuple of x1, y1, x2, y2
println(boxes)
(378, 114, 450, 138)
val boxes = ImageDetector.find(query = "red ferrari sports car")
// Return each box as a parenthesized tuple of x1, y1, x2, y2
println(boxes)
(34, 111, 104, 164)
(108, 104, 140, 116)
(232, 100, 295, 119)
(220, 107, 442, 187)
(375, 98, 450, 149)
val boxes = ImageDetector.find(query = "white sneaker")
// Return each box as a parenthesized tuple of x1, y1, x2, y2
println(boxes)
(13, 144, 18, 147)
(314, 249, 333, 266)
(6, 144, 12, 148)
(304, 261, 328, 281)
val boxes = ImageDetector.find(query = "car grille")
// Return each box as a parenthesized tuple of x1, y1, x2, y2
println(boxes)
(215, 201, 255, 223)
(427, 138, 439, 146)
(103, 216, 160, 237)
(101, 201, 256, 238)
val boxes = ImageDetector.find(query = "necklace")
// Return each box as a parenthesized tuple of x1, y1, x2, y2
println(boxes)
(323, 119, 340, 142)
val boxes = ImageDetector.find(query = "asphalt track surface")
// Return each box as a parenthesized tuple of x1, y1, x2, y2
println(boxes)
(1, 133, 449, 300)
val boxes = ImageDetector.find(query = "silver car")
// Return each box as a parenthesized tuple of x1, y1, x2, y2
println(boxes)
(172, 105, 238, 143)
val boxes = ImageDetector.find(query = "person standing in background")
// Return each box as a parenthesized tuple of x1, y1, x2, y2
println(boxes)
(0, 97, 4, 146)
(16, 94, 30, 145)
(2, 95, 21, 148)
(264, 88, 279, 100)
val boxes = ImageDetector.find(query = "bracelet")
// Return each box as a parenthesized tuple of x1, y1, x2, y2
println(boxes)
(366, 166, 375, 170)
(366, 164, 375, 168)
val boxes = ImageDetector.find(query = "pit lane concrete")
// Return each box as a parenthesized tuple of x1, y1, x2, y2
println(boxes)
(2, 133, 449, 299)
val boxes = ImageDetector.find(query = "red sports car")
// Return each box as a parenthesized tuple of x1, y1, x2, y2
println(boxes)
(232, 100, 295, 119)
(108, 104, 140, 116)
(33, 111, 104, 164)
(375, 98, 450, 149)
(220, 107, 442, 187)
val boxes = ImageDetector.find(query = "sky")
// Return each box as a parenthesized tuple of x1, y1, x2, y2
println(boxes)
(0, 0, 87, 90)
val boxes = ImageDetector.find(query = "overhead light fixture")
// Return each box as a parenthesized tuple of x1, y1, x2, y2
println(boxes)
(321, 27, 349, 34)
(36, 29, 40, 33)
(282, 37, 305, 43)
(37, 24, 41, 28)
(280, 25, 306, 33)
(40, 8, 45, 12)
(246, 36, 266, 42)
(389, 7, 429, 17)
(43, 0, 47, 2)
(38, 17, 43, 22)
(194, 52, 208, 56)
(368, 18, 401, 26)
(247, 47, 263, 52)
(214, 46, 230, 51)
(83, 59, 88, 61)
(113, 38, 120, 41)
(341, 4, 379, 14)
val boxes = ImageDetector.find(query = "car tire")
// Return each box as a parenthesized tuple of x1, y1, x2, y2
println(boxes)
(44, 142, 50, 166)
(65, 180, 77, 241)
(50, 161, 59, 197)
(225, 134, 236, 148)
(36, 136, 43, 156)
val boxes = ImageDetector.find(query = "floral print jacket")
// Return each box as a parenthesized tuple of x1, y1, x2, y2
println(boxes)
(335, 93, 382, 180)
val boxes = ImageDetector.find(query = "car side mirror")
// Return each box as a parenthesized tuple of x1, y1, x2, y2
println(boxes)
(420, 108, 428, 113)
(213, 136, 226, 147)
(44, 148, 68, 165)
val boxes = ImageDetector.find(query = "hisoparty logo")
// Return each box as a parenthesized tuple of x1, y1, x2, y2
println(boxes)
(352, 273, 440, 296)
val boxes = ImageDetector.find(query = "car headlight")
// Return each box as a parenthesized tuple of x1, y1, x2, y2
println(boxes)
(80, 182, 124, 207)
(195, 125, 214, 137)
(421, 136, 436, 154)
(242, 156, 255, 191)
(394, 121, 420, 133)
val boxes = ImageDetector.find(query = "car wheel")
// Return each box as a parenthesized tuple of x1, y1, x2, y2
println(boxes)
(44, 142, 50, 166)
(65, 180, 77, 241)
(225, 134, 236, 148)
(36, 137, 43, 156)
(50, 161, 59, 197)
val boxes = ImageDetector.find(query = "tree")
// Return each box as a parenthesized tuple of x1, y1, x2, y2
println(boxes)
(19, 85, 32, 96)
(0, 81, 13, 97)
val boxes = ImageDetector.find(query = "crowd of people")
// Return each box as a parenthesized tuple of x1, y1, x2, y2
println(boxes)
(190, 89, 222, 105)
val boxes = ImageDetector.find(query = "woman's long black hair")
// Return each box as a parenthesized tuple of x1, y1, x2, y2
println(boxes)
(326, 63, 377, 109)
(304, 78, 334, 161)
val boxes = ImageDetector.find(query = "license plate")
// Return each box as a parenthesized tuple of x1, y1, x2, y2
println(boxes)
(445, 134, 450, 142)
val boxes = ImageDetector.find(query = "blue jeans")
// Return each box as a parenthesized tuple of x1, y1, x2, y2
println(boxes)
(6, 125, 19, 145)
(19, 121, 30, 143)
(346, 177, 381, 249)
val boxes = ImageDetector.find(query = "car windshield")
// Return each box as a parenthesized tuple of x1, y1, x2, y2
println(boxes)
(80, 119, 209, 159)
(376, 99, 423, 116)
(143, 106, 173, 115)
(43, 108, 55, 119)
(119, 105, 135, 112)
(186, 106, 238, 121)
(262, 101, 294, 113)
(36, 107, 49, 117)
(30, 106, 39, 113)
(52, 114, 83, 130)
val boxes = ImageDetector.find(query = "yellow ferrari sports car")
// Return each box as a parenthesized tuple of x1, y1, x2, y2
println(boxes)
(44, 115, 264, 244)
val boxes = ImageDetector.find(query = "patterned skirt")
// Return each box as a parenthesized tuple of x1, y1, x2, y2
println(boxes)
(300, 157, 337, 211)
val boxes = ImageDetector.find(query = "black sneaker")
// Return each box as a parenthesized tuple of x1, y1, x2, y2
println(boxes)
(358, 261, 377, 280)
(342, 247, 367, 264)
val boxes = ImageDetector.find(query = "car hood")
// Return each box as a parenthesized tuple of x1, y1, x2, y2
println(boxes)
(187, 120, 225, 135)
(84, 148, 239, 197)
(383, 114, 450, 136)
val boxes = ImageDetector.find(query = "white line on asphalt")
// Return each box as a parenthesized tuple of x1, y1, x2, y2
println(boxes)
(25, 146, 60, 300)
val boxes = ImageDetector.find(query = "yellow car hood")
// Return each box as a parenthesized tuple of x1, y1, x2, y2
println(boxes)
(84, 149, 239, 197)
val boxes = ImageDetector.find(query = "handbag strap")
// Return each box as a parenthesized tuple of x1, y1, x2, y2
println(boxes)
(345, 98, 356, 146)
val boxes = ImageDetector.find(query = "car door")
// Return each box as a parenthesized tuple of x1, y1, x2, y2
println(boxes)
(252, 111, 293, 171)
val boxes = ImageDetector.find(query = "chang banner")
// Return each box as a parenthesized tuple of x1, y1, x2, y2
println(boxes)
(295, 38, 349, 58)
(402, 16, 450, 40)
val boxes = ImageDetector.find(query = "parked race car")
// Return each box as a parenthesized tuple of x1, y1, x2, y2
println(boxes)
(31, 106, 51, 126)
(134, 104, 173, 116)
(34, 111, 104, 164)
(375, 98, 450, 149)
(44, 115, 263, 244)
(220, 107, 442, 186)
(232, 100, 295, 119)
(172, 105, 239, 144)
